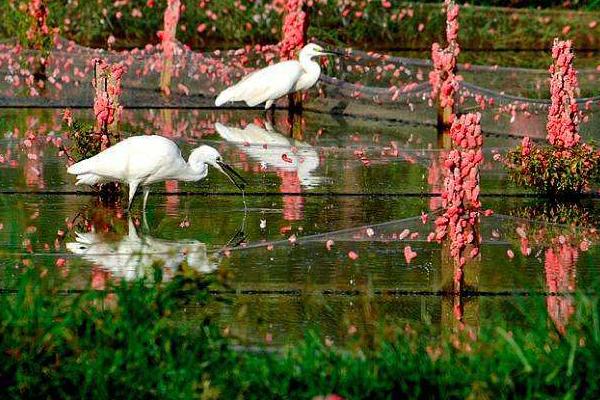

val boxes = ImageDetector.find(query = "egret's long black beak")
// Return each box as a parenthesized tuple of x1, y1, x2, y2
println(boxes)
(217, 161, 248, 191)
(323, 49, 346, 57)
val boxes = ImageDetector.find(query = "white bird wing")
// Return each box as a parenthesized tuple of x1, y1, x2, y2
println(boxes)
(217, 61, 304, 107)
(67, 136, 183, 183)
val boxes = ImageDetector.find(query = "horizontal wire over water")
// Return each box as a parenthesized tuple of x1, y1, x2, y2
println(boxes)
(0, 190, 590, 198)
(0, 288, 590, 297)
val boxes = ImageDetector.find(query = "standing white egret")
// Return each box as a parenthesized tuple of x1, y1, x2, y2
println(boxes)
(67, 135, 247, 210)
(215, 43, 341, 109)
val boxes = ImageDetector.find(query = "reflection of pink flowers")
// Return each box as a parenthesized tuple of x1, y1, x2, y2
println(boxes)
(545, 244, 577, 334)
(279, 0, 308, 60)
(277, 170, 304, 221)
(546, 39, 581, 149)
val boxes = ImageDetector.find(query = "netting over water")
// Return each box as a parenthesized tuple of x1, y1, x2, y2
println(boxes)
(1, 37, 599, 139)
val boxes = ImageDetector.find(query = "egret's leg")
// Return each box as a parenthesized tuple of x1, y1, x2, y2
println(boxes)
(127, 181, 140, 210)
(265, 102, 275, 124)
(142, 186, 150, 211)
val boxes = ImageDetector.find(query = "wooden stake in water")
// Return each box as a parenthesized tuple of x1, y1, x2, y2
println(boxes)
(159, 0, 181, 96)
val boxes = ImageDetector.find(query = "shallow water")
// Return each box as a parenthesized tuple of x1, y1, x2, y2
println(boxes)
(0, 107, 599, 345)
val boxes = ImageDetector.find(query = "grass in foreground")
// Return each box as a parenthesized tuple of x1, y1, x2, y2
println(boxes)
(1, 267, 600, 399)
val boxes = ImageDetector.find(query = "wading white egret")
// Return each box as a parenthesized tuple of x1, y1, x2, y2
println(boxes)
(215, 43, 341, 109)
(67, 135, 247, 210)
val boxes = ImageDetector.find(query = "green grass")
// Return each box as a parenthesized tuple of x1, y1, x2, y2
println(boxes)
(2, 265, 600, 398)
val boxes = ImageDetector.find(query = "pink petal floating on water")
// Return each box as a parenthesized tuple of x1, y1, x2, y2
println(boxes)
(326, 239, 334, 251)
(348, 251, 359, 260)
(399, 229, 410, 240)
(516, 227, 527, 239)
(404, 246, 417, 263)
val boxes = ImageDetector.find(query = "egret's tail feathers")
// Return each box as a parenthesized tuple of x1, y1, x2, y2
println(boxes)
(215, 87, 236, 107)
(75, 173, 103, 186)
(67, 158, 94, 175)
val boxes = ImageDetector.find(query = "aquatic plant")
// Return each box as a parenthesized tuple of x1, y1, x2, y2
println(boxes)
(504, 138, 600, 194)
(64, 60, 126, 202)
(503, 39, 600, 195)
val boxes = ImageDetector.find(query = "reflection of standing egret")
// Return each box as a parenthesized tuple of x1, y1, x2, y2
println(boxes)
(215, 122, 321, 187)
(215, 121, 322, 221)
(66, 217, 219, 282)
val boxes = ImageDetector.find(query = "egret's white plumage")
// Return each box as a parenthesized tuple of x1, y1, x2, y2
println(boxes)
(215, 122, 322, 187)
(67, 135, 246, 210)
(66, 218, 218, 281)
(215, 43, 333, 109)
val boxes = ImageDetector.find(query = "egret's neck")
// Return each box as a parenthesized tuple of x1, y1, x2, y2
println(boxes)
(180, 162, 208, 182)
(298, 53, 321, 78)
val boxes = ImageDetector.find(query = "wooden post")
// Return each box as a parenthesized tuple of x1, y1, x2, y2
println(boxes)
(159, 0, 181, 96)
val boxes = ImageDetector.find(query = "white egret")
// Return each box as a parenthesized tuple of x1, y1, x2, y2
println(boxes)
(67, 135, 247, 210)
(66, 218, 218, 281)
(215, 122, 322, 187)
(215, 43, 341, 109)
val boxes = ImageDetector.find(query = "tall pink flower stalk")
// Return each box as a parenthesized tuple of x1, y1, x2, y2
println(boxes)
(279, 0, 308, 61)
(433, 113, 483, 291)
(546, 39, 581, 149)
(429, 0, 461, 137)
(93, 60, 127, 138)
(27, 0, 49, 43)
(158, 0, 181, 95)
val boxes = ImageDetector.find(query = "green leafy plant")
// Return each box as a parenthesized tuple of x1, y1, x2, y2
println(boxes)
(503, 140, 600, 195)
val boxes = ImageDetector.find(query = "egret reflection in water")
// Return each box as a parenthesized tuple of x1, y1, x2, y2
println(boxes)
(215, 121, 322, 188)
(215, 120, 322, 220)
(66, 217, 220, 282)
